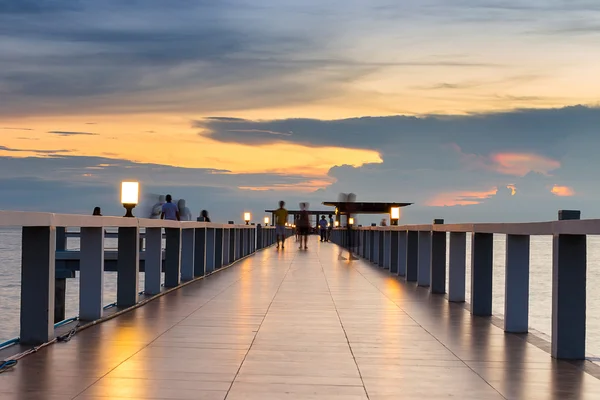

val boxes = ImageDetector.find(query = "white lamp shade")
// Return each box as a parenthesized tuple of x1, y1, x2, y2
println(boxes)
(244, 212, 251, 221)
(391, 206, 400, 220)
(264, 217, 270, 224)
(349, 217, 355, 225)
(334, 221, 339, 227)
(121, 181, 139, 204)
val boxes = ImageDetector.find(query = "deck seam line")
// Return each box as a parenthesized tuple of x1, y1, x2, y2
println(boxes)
(223, 249, 296, 399)
(345, 248, 509, 400)
(319, 246, 371, 400)
(69, 257, 264, 400)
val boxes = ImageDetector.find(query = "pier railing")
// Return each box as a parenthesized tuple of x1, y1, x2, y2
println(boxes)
(331, 210, 591, 360)
(0, 211, 288, 346)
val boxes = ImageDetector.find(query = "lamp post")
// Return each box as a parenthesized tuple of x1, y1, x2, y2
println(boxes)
(264, 216, 270, 226)
(390, 206, 400, 226)
(349, 217, 355, 226)
(244, 212, 251, 225)
(121, 181, 139, 217)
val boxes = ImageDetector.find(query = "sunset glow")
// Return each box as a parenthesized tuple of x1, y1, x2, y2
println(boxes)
(551, 185, 575, 197)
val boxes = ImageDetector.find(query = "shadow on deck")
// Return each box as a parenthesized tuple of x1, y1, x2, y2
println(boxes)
(1, 240, 600, 399)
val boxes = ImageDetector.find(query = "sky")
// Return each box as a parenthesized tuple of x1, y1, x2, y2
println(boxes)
(1, 0, 600, 224)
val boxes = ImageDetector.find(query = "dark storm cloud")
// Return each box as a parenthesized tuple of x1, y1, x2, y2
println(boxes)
(196, 105, 600, 158)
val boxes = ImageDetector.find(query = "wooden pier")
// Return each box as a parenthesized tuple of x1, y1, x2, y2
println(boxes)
(2, 241, 600, 399)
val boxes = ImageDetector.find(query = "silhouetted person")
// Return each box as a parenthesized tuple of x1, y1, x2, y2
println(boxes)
(274, 200, 288, 249)
(319, 215, 327, 242)
(178, 199, 191, 221)
(327, 214, 334, 241)
(150, 195, 165, 219)
(93, 207, 102, 216)
(161, 194, 180, 221)
(197, 210, 211, 222)
(298, 202, 310, 249)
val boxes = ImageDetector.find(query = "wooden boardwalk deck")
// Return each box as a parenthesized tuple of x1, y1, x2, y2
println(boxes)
(2, 240, 600, 399)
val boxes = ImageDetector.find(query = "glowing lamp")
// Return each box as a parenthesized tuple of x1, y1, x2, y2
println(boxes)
(264, 216, 270, 226)
(244, 212, 251, 225)
(390, 206, 400, 226)
(120, 181, 139, 218)
(349, 217, 355, 225)
(334, 220, 339, 227)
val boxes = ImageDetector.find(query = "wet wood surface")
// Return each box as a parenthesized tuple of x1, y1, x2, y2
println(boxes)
(1, 239, 600, 399)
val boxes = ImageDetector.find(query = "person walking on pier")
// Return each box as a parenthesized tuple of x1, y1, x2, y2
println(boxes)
(298, 202, 310, 250)
(319, 215, 328, 242)
(327, 214, 334, 242)
(161, 194, 180, 221)
(177, 199, 191, 221)
(274, 200, 288, 249)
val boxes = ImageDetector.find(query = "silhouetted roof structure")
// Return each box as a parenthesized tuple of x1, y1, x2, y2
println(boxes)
(265, 210, 335, 216)
(322, 202, 413, 215)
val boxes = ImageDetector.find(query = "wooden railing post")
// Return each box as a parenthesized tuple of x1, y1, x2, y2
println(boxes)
(448, 232, 466, 302)
(417, 230, 431, 287)
(215, 228, 224, 268)
(194, 227, 206, 277)
(20, 226, 56, 345)
(79, 227, 105, 320)
(390, 230, 399, 274)
(117, 226, 140, 307)
(504, 234, 530, 333)
(383, 230, 391, 270)
(552, 210, 586, 359)
(430, 219, 446, 294)
(164, 227, 182, 288)
(398, 230, 407, 277)
(471, 232, 493, 316)
(206, 228, 216, 273)
(145, 227, 163, 294)
(181, 228, 195, 281)
(406, 231, 418, 282)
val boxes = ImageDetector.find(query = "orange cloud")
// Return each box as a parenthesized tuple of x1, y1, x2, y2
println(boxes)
(427, 187, 498, 207)
(507, 184, 517, 195)
(490, 153, 560, 176)
(551, 185, 575, 197)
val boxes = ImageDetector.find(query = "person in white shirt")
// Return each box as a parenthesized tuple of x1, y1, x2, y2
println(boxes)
(177, 199, 191, 221)
(161, 194, 180, 221)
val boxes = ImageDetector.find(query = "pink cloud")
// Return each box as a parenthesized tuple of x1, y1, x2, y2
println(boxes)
(427, 187, 498, 207)
(551, 185, 575, 197)
(448, 144, 561, 177)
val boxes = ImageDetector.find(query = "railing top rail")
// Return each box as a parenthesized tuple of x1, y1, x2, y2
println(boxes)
(346, 219, 600, 235)
(0, 211, 254, 229)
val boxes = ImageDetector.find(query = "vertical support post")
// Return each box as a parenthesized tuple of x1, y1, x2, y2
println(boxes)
(206, 228, 216, 273)
(20, 226, 56, 345)
(215, 228, 224, 268)
(79, 227, 105, 321)
(194, 228, 206, 277)
(406, 231, 418, 282)
(117, 226, 140, 308)
(471, 232, 493, 316)
(505, 234, 530, 333)
(552, 210, 586, 359)
(369, 230, 375, 262)
(448, 232, 466, 302)
(417, 231, 431, 287)
(145, 228, 163, 294)
(256, 225, 263, 251)
(181, 228, 195, 281)
(56, 227, 66, 251)
(223, 228, 230, 265)
(229, 228, 236, 262)
(54, 279, 66, 323)
(398, 230, 407, 277)
(378, 231, 385, 267)
(390, 231, 399, 274)
(164, 228, 181, 288)
(383, 231, 391, 270)
(430, 220, 446, 294)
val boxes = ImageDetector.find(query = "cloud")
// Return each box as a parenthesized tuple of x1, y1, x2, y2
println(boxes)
(0, 145, 70, 154)
(48, 131, 98, 136)
(2, 127, 33, 131)
(489, 152, 561, 176)
(551, 185, 575, 197)
(426, 187, 499, 207)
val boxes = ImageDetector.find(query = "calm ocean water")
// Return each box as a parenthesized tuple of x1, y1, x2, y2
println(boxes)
(1, 228, 599, 357)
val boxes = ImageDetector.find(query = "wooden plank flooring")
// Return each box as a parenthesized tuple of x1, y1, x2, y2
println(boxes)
(1, 239, 600, 399)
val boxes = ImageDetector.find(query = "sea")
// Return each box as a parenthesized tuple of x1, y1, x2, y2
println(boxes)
(1, 228, 600, 357)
